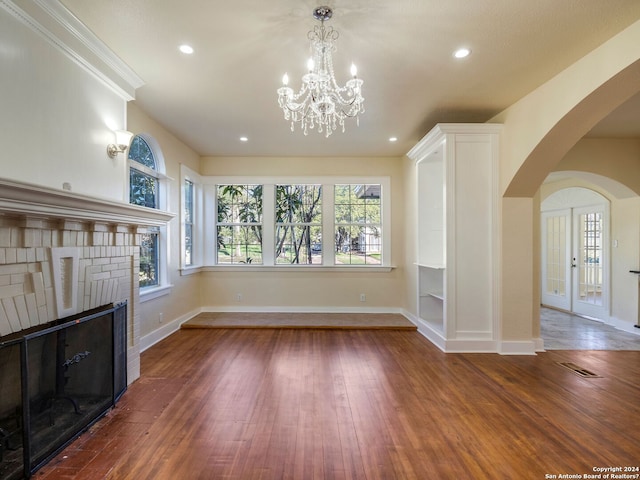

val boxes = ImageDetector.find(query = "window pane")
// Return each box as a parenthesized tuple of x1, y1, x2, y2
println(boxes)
(275, 225, 322, 265)
(335, 184, 382, 265)
(128, 136, 156, 169)
(217, 185, 262, 224)
(185, 224, 193, 266)
(335, 226, 382, 265)
(130, 169, 157, 208)
(275, 185, 322, 264)
(276, 185, 322, 223)
(184, 180, 194, 223)
(184, 180, 194, 266)
(140, 230, 159, 288)
(217, 226, 263, 264)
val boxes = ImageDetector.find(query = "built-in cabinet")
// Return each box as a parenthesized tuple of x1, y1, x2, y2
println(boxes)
(408, 124, 502, 352)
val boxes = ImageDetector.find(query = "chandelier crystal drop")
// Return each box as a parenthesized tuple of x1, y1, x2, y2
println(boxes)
(277, 6, 364, 137)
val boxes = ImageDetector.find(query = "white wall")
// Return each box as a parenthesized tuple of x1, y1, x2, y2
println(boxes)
(540, 177, 640, 330)
(0, 4, 129, 201)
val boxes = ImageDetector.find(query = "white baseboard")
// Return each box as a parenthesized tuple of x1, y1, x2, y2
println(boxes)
(498, 340, 537, 355)
(404, 310, 531, 354)
(140, 308, 201, 352)
(607, 315, 640, 336)
(201, 305, 404, 314)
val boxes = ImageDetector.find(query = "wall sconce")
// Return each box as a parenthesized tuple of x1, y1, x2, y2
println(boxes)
(107, 130, 134, 158)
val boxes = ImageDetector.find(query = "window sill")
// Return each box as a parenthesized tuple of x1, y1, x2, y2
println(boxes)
(181, 265, 395, 274)
(140, 284, 173, 302)
(179, 266, 201, 276)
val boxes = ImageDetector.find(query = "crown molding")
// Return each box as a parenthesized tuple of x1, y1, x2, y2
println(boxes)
(407, 123, 503, 161)
(0, 0, 144, 100)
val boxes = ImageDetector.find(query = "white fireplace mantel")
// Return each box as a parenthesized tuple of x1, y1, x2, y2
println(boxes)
(0, 178, 175, 227)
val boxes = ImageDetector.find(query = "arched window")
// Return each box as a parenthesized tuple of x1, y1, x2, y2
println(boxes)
(128, 134, 167, 290)
(129, 135, 159, 208)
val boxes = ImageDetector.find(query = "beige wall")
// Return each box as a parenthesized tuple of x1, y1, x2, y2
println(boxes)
(488, 19, 640, 343)
(127, 102, 202, 339)
(199, 155, 407, 311)
(556, 138, 640, 195)
(542, 140, 640, 328)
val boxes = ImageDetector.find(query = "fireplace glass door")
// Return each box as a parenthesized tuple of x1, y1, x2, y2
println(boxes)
(0, 302, 127, 479)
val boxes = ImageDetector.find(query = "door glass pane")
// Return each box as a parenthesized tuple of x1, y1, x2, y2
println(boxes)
(545, 215, 566, 296)
(578, 212, 603, 306)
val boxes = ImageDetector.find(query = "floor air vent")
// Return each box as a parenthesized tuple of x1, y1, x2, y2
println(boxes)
(557, 362, 602, 378)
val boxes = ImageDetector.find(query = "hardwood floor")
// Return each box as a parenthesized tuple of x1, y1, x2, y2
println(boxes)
(36, 328, 640, 479)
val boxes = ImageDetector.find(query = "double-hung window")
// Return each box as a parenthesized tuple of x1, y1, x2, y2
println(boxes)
(180, 165, 204, 270)
(335, 184, 382, 265)
(275, 184, 322, 265)
(216, 184, 263, 264)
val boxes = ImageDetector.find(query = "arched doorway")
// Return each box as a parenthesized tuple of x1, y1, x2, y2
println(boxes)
(541, 187, 609, 320)
(491, 22, 640, 351)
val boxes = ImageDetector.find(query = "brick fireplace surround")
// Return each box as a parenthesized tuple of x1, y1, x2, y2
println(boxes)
(0, 179, 173, 384)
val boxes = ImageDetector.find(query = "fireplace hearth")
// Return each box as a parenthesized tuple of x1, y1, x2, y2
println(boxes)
(0, 302, 127, 479)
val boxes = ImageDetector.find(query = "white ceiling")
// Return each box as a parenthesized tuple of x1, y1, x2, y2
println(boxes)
(60, 0, 640, 157)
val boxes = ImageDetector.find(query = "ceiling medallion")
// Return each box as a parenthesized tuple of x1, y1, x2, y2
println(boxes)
(277, 6, 364, 137)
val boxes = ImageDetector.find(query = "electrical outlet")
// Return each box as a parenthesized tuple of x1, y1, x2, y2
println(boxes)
(236, 293, 242, 302)
(360, 293, 366, 302)
(159, 312, 164, 324)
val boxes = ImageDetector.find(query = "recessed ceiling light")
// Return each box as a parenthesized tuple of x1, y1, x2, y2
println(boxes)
(389, 137, 398, 142)
(240, 136, 248, 142)
(453, 48, 471, 59)
(179, 44, 194, 54)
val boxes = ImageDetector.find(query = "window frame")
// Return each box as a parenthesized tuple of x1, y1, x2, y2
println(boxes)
(180, 175, 391, 272)
(275, 184, 323, 265)
(216, 184, 264, 265)
(180, 165, 204, 272)
(334, 184, 383, 266)
(128, 133, 172, 300)
(184, 178, 195, 267)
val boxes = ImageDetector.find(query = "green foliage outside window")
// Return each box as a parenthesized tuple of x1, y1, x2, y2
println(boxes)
(217, 185, 263, 264)
(275, 185, 322, 265)
(335, 184, 382, 265)
(129, 169, 157, 208)
(140, 228, 159, 287)
(128, 136, 156, 169)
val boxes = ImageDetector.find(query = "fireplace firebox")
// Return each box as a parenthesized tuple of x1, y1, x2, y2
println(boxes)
(0, 302, 127, 479)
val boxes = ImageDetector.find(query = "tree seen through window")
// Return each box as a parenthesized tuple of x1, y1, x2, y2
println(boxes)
(217, 185, 263, 264)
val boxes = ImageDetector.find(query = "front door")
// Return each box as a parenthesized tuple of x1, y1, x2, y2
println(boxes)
(571, 206, 606, 318)
(541, 209, 571, 311)
(541, 190, 609, 320)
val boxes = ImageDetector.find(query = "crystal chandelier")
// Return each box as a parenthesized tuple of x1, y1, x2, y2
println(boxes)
(277, 6, 364, 137)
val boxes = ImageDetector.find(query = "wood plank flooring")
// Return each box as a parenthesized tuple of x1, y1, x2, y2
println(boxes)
(36, 329, 640, 479)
